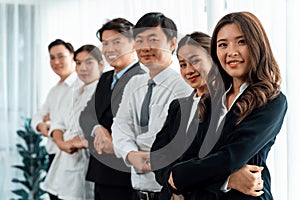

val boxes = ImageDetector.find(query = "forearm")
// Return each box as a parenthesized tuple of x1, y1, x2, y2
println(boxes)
(51, 129, 64, 146)
(111, 116, 137, 162)
(172, 95, 287, 191)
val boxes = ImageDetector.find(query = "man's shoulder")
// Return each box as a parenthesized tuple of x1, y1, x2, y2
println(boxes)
(128, 72, 148, 82)
(164, 70, 189, 87)
(125, 62, 146, 76)
(102, 70, 115, 77)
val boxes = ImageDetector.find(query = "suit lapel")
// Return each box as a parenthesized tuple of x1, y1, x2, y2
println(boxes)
(95, 71, 114, 119)
(111, 62, 145, 115)
(179, 92, 196, 132)
(208, 91, 245, 153)
(112, 62, 143, 96)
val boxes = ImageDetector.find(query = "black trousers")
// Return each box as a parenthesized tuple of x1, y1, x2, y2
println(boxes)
(47, 154, 58, 200)
(133, 190, 160, 200)
(94, 183, 135, 200)
(48, 193, 62, 200)
(47, 153, 56, 171)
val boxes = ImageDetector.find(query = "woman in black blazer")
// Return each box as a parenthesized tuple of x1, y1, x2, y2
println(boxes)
(150, 31, 212, 200)
(168, 12, 288, 200)
(151, 31, 265, 200)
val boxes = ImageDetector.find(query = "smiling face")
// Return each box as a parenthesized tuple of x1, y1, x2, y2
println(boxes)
(101, 30, 135, 72)
(134, 26, 176, 70)
(49, 44, 74, 80)
(75, 51, 102, 85)
(178, 44, 211, 95)
(216, 23, 251, 85)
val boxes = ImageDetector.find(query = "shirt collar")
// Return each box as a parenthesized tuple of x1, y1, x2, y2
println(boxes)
(224, 82, 249, 95)
(78, 80, 98, 95)
(63, 71, 78, 87)
(193, 91, 204, 101)
(221, 82, 249, 110)
(151, 62, 178, 85)
(114, 60, 138, 79)
(84, 80, 98, 92)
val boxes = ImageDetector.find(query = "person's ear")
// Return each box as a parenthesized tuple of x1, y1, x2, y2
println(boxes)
(98, 60, 104, 71)
(169, 37, 177, 52)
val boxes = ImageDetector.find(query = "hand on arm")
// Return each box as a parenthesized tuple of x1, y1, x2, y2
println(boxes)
(52, 130, 77, 154)
(69, 135, 88, 149)
(127, 151, 151, 173)
(228, 164, 264, 196)
(43, 114, 50, 122)
(37, 122, 50, 137)
(93, 126, 114, 154)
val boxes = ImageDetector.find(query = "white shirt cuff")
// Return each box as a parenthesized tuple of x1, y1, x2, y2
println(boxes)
(220, 176, 231, 193)
(91, 124, 102, 137)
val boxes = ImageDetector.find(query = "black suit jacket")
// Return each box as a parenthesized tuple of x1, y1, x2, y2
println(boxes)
(150, 92, 211, 200)
(171, 91, 287, 200)
(79, 62, 145, 186)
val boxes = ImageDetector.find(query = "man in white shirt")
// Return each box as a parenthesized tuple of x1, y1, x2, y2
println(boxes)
(42, 44, 103, 200)
(111, 12, 192, 200)
(30, 39, 80, 200)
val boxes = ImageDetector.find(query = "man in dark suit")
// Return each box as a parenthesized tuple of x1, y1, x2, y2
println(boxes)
(79, 18, 145, 200)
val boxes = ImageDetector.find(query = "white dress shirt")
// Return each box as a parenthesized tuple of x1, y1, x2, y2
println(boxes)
(31, 72, 82, 154)
(41, 80, 98, 200)
(219, 82, 249, 192)
(112, 64, 192, 192)
(187, 94, 201, 132)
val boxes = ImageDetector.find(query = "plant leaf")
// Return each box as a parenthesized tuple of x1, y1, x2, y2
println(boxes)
(11, 189, 29, 198)
(12, 117, 49, 199)
(11, 179, 31, 190)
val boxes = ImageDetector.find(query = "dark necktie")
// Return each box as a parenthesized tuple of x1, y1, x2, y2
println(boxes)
(140, 79, 155, 132)
(111, 74, 119, 90)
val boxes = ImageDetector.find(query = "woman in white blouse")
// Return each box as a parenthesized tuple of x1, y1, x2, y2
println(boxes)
(41, 44, 104, 200)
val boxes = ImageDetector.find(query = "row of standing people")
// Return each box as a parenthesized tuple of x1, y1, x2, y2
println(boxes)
(31, 11, 287, 200)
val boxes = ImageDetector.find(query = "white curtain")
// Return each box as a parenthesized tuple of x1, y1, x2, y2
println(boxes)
(0, 0, 42, 198)
(1, 0, 298, 199)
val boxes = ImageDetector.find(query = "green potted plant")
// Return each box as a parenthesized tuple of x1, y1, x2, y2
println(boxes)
(11, 117, 49, 200)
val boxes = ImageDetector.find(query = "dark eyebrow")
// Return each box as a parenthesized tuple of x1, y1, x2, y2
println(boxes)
(217, 38, 227, 43)
(136, 33, 159, 39)
(217, 35, 244, 43)
(178, 54, 200, 63)
(50, 52, 65, 57)
(112, 37, 121, 41)
(85, 57, 94, 61)
(188, 54, 201, 60)
(236, 35, 245, 40)
(103, 37, 121, 43)
(148, 33, 159, 37)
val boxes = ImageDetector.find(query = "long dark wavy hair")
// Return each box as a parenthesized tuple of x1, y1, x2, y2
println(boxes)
(177, 32, 219, 123)
(211, 12, 281, 125)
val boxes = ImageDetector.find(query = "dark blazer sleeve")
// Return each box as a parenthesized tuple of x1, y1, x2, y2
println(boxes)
(151, 93, 208, 199)
(151, 99, 181, 183)
(150, 99, 187, 200)
(171, 92, 287, 191)
(79, 71, 113, 146)
(79, 92, 98, 141)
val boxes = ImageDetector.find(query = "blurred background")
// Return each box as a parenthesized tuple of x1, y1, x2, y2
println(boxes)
(0, 0, 298, 199)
